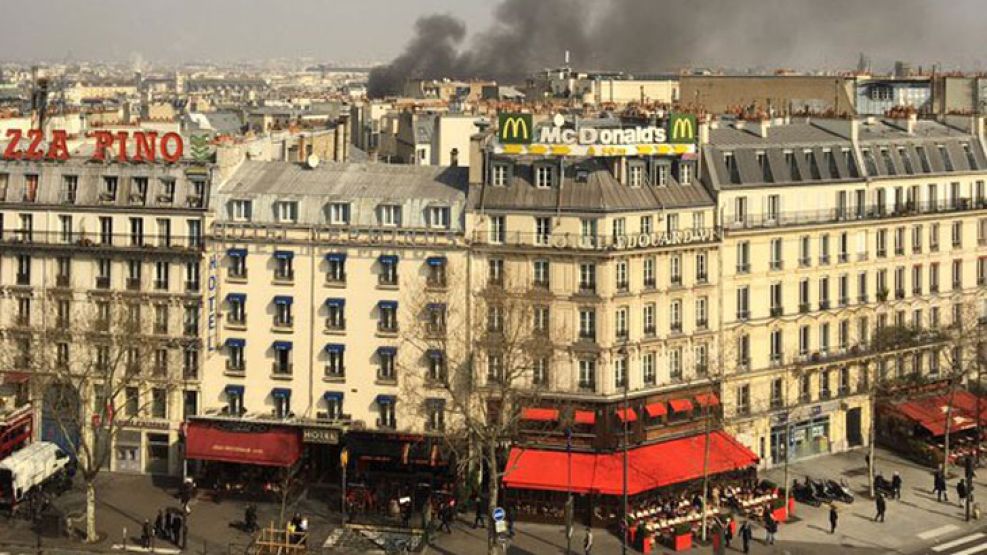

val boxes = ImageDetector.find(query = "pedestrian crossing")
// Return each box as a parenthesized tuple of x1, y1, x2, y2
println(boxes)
(929, 532, 987, 554)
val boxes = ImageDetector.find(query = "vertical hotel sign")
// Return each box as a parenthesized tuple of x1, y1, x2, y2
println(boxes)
(207, 253, 218, 351)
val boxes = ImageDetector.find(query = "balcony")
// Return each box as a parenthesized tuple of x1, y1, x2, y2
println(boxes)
(857, 252, 870, 262)
(325, 318, 346, 332)
(877, 289, 889, 302)
(770, 306, 783, 317)
(154, 280, 169, 291)
(819, 300, 831, 310)
(858, 295, 869, 304)
(670, 276, 683, 287)
(273, 271, 295, 283)
(737, 358, 751, 371)
(96, 276, 111, 289)
(643, 326, 656, 337)
(839, 253, 849, 263)
(912, 287, 923, 296)
(324, 368, 346, 380)
(735, 405, 751, 417)
(55, 275, 70, 288)
(273, 317, 294, 330)
(153, 323, 168, 335)
(578, 381, 596, 393)
(377, 322, 398, 334)
(736, 310, 750, 321)
(736, 263, 750, 274)
(877, 248, 887, 258)
(770, 354, 783, 367)
(643, 279, 656, 289)
(839, 297, 849, 307)
(228, 268, 247, 281)
(326, 273, 346, 285)
(616, 282, 629, 293)
(696, 273, 709, 285)
(183, 366, 199, 381)
(770, 261, 784, 271)
(15, 273, 30, 286)
(471, 229, 718, 250)
(895, 247, 905, 256)
(378, 274, 398, 287)
(819, 255, 830, 265)
(183, 324, 199, 337)
(696, 319, 708, 330)
(799, 257, 811, 268)
(271, 363, 293, 377)
(185, 281, 200, 292)
(799, 302, 810, 314)
(819, 389, 832, 400)
(670, 323, 683, 334)
(577, 284, 597, 295)
(226, 314, 246, 327)
(895, 289, 905, 300)
(126, 278, 141, 291)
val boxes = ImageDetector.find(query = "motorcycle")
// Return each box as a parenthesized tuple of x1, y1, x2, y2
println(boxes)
(809, 478, 836, 503)
(825, 479, 854, 504)
(791, 479, 822, 507)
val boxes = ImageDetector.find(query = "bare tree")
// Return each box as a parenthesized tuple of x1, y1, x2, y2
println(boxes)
(0, 293, 182, 543)
(399, 269, 563, 555)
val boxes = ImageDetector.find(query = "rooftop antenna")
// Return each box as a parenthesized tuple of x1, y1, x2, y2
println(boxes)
(565, 50, 570, 67)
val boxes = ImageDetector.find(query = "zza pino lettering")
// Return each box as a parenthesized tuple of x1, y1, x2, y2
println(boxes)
(2, 129, 184, 163)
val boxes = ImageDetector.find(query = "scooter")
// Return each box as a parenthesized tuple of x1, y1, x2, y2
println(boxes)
(874, 474, 895, 497)
(825, 479, 855, 504)
(809, 478, 836, 503)
(791, 479, 822, 507)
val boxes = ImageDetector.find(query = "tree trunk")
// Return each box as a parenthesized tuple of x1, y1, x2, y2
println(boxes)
(486, 440, 500, 555)
(944, 384, 957, 474)
(85, 479, 97, 543)
(869, 394, 876, 498)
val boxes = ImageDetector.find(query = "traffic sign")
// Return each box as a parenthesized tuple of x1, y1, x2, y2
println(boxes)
(492, 507, 506, 522)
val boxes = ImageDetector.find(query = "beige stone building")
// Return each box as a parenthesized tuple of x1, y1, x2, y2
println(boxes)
(0, 156, 210, 475)
(703, 115, 987, 467)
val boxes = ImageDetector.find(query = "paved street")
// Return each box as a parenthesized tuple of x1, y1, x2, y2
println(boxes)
(2, 447, 987, 554)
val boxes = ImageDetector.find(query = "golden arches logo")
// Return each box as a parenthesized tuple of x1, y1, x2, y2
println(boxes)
(498, 113, 532, 145)
(669, 114, 697, 144)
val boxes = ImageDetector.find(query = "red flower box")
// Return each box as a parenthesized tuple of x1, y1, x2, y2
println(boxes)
(771, 507, 788, 523)
(673, 532, 692, 551)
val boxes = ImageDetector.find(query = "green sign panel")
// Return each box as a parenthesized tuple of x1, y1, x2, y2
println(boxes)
(668, 114, 697, 144)
(497, 113, 533, 145)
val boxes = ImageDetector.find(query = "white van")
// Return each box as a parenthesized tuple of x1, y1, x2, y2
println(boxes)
(0, 441, 73, 507)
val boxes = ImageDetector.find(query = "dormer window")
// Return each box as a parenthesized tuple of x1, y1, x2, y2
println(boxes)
(491, 162, 510, 187)
(230, 199, 252, 222)
(274, 201, 298, 224)
(656, 164, 669, 186)
(785, 150, 801, 181)
(724, 152, 740, 184)
(628, 162, 645, 187)
(534, 165, 555, 189)
(427, 206, 450, 229)
(378, 204, 401, 227)
(328, 202, 350, 225)
(678, 161, 693, 185)
(756, 151, 773, 183)
(939, 145, 954, 172)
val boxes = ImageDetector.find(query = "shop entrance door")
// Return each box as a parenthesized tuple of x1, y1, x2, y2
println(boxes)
(846, 407, 863, 447)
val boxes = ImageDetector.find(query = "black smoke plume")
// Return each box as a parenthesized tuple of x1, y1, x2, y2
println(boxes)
(369, 0, 944, 98)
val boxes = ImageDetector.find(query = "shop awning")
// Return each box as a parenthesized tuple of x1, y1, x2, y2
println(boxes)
(695, 393, 720, 408)
(574, 410, 596, 426)
(521, 408, 559, 422)
(227, 248, 247, 257)
(645, 402, 668, 418)
(324, 391, 344, 402)
(378, 346, 398, 356)
(324, 344, 345, 354)
(504, 430, 759, 496)
(379, 255, 399, 265)
(271, 388, 291, 399)
(273, 251, 294, 260)
(273, 295, 293, 306)
(426, 257, 447, 267)
(226, 293, 246, 303)
(225, 338, 246, 348)
(615, 408, 638, 423)
(669, 399, 694, 413)
(378, 300, 398, 310)
(185, 421, 302, 467)
(224, 385, 244, 396)
(890, 392, 980, 437)
(325, 298, 346, 308)
(325, 253, 347, 262)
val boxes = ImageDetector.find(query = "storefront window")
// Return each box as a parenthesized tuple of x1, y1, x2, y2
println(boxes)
(145, 433, 170, 475)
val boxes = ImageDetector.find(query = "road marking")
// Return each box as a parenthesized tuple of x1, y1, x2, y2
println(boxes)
(954, 544, 987, 555)
(933, 533, 987, 552)
(919, 525, 960, 540)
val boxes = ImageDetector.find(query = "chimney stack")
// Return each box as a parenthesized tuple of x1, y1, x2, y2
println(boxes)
(907, 112, 917, 135)
(758, 119, 770, 139)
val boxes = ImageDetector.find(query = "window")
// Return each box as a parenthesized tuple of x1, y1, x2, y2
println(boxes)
(771, 379, 784, 408)
(724, 152, 740, 184)
(643, 303, 656, 336)
(736, 384, 750, 415)
(736, 287, 749, 321)
(326, 300, 346, 331)
(765, 194, 781, 222)
(56, 257, 71, 287)
(734, 196, 748, 225)
(273, 252, 294, 281)
(492, 163, 509, 187)
(876, 229, 887, 257)
(578, 360, 596, 391)
(95, 258, 110, 288)
(98, 216, 113, 245)
(799, 374, 811, 403)
(819, 234, 831, 264)
(534, 165, 555, 188)
(378, 349, 396, 381)
(486, 353, 504, 383)
(940, 145, 954, 172)
(642, 353, 656, 385)
(642, 257, 655, 288)
(378, 204, 402, 226)
(159, 178, 175, 203)
(894, 227, 905, 255)
(578, 263, 596, 292)
(534, 306, 550, 334)
(489, 258, 504, 286)
(614, 357, 627, 388)
(612, 217, 626, 239)
(737, 334, 750, 369)
(670, 299, 683, 332)
(799, 235, 811, 266)
(820, 323, 831, 354)
(952, 221, 963, 247)
(757, 151, 774, 182)
(425, 399, 445, 432)
(328, 202, 350, 225)
(770, 238, 783, 270)
(427, 206, 450, 229)
(126, 259, 142, 290)
(62, 175, 78, 204)
(656, 164, 669, 186)
(325, 345, 345, 377)
(101, 176, 117, 202)
(326, 253, 346, 283)
(378, 399, 396, 429)
(230, 199, 252, 222)
(378, 302, 398, 333)
(578, 308, 596, 341)
(615, 261, 628, 291)
(274, 297, 293, 328)
(838, 274, 849, 306)
(186, 220, 201, 248)
(16, 297, 30, 326)
(534, 217, 551, 245)
(736, 241, 750, 274)
(678, 162, 693, 185)
(838, 232, 849, 262)
(533, 259, 549, 288)
(799, 325, 811, 357)
(912, 265, 923, 295)
(226, 388, 243, 416)
(695, 252, 707, 283)
(154, 304, 169, 335)
(58, 215, 73, 243)
(640, 215, 653, 235)
(952, 259, 963, 290)
(275, 201, 298, 223)
(487, 215, 506, 244)
(670, 254, 682, 286)
(819, 277, 830, 309)
(770, 283, 783, 316)
(669, 348, 683, 380)
(819, 370, 831, 399)
(628, 163, 644, 187)
(770, 329, 783, 364)
(157, 218, 171, 247)
(696, 297, 708, 329)
(695, 344, 709, 375)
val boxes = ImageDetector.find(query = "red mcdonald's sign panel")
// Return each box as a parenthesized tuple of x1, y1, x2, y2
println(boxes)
(3, 129, 184, 163)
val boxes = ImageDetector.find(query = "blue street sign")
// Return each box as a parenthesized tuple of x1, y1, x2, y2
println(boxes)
(492, 507, 506, 522)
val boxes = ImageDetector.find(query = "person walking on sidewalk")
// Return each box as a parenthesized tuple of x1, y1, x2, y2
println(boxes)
(472, 494, 486, 529)
(829, 504, 839, 534)
(891, 471, 902, 500)
(740, 520, 753, 553)
(935, 469, 948, 502)
(583, 527, 593, 555)
(875, 492, 886, 522)
(958, 479, 968, 508)
(764, 512, 777, 544)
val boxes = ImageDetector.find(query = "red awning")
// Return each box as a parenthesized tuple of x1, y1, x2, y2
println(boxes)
(3, 372, 29, 385)
(645, 402, 668, 418)
(695, 393, 720, 408)
(185, 421, 302, 467)
(574, 410, 596, 426)
(891, 393, 980, 437)
(669, 398, 694, 413)
(615, 408, 638, 423)
(521, 408, 560, 422)
(504, 430, 759, 495)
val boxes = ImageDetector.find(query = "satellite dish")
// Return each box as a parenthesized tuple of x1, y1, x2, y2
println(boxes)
(306, 154, 320, 169)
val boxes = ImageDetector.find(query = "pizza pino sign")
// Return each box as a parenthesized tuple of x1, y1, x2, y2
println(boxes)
(3, 129, 185, 163)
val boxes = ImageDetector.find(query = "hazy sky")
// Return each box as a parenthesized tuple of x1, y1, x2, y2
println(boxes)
(2, 0, 985, 71)
(0, 0, 491, 64)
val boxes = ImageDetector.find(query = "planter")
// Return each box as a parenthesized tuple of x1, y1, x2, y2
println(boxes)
(672, 532, 692, 552)
(771, 507, 788, 523)
(629, 524, 638, 545)
(642, 534, 654, 554)
(788, 497, 795, 515)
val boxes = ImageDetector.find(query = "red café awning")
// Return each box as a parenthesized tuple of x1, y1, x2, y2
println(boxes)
(185, 421, 302, 467)
(573, 410, 596, 426)
(615, 408, 638, 423)
(645, 402, 668, 418)
(891, 392, 980, 437)
(696, 393, 720, 408)
(504, 430, 759, 496)
(669, 398, 694, 413)
(521, 408, 559, 422)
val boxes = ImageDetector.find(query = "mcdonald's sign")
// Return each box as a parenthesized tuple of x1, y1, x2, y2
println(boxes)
(668, 114, 697, 144)
(498, 113, 533, 145)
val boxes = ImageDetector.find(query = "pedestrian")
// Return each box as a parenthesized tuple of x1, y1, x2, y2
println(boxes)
(739, 520, 753, 554)
(891, 471, 902, 500)
(141, 518, 152, 549)
(171, 513, 183, 547)
(875, 492, 886, 522)
(154, 509, 164, 539)
(164, 510, 174, 543)
(472, 494, 486, 529)
(506, 503, 516, 537)
(583, 527, 593, 555)
(439, 502, 453, 534)
(299, 516, 309, 546)
(723, 517, 733, 547)
(764, 512, 777, 544)
(287, 519, 297, 544)
(865, 453, 870, 470)
(935, 469, 949, 502)
(958, 479, 968, 507)
(829, 504, 838, 534)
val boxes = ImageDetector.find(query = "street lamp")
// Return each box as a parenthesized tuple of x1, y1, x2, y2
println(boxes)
(619, 345, 629, 555)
